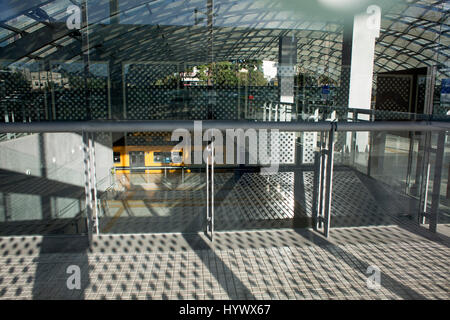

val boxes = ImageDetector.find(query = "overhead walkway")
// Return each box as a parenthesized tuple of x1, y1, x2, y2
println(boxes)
(0, 119, 449, 240)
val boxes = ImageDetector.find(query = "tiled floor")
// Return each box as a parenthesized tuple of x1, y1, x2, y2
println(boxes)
(0, 224, 448, 300)
(1, 168, 449, 236)
(98, 168, 431, 234)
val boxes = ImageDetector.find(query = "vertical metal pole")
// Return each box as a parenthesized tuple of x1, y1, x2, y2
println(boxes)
(312, 151, 321, 230)
(429, 131, 445, 233)
(82, 0, 92, 120)
(423, 66, 437, 115)
(5, 110, 11, 140)
(206, 144, 210, 236)
(351, 111, 357, 166)
(89, 132, 99, 235)
(318, 132, 326, 229)
(405, 132, 415, 194)
(263, 103, 266, 121)
(274, 103, 278, 121)
(324, 124, 336, 238)
(268, 102, 272, 121)
(418, 132, 431, 224)
(82, 132, 93, 242)
(211, 140, 214, 240)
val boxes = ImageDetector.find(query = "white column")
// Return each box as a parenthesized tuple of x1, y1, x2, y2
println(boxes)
(348, 5, 381, 152)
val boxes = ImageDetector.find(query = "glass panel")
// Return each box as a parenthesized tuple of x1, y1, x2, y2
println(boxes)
(0, 0, 448, 237)
(0, 132, 87, 236)
(438, 132, 450, 234)
(97, 131, 205, 234)
(333, 129, 422, 228)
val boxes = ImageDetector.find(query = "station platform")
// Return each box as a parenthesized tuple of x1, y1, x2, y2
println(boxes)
(0, 224, 448, 299)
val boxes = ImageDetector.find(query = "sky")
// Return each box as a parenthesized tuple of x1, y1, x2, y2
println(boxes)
(263, 60, 277, 80)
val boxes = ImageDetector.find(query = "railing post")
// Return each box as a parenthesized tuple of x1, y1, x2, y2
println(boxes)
(351, 111, 357, 166)
(318, 132, 327, 229)
(82, 132, 94, 243)
(418, 131, 432, 225)
(205, 141, 214, 241)
(211, 139, 214, 239)
(312, 151, 322, 230)
(89, 132, 99, 235)
(323, 122, 336, 237)
(429, 131, 445, 232)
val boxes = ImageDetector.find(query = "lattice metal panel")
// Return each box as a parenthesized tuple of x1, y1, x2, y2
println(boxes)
(183, 86, 208, 119)
(302, 132, 316, 164)
(253, 86, 279, 120)
(183, 62, 208, 120)
(375, 75, 413, 119)
(279, 132, 296, 164)
(88, 63, 109, 119)
(258, 131, 295, 164)
(125, 132, 178, 146)
(51, 62, 109, 120)
(0, 61, 48, 122)
(434, 84, 448, 116)
(212, 63, 238, 120)
(125, 63, 179, 120)
(214, 88, 238, 120)
(334, 66, 349, 152)
(335, 66, 350, 108)
(416, 75, 426, 114)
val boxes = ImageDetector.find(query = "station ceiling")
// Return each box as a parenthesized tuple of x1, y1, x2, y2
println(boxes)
(0, 0, 448, 81)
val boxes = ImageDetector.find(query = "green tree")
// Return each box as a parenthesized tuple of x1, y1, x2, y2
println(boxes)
(154, 74, 181, 86)
(194, 60, 267, 86)
(239, 69, 268, 86)
(213, 61, 239, 86)
(296, 71, 318, 87)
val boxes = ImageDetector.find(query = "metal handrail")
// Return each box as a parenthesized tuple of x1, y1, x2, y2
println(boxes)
(114, 166, 185, 170)
(0, 119, 449, 133)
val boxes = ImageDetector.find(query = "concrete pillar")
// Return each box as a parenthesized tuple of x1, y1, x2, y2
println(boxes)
(278, 36, 297, 110)
(337, 20, 353, 154)
(337, 20, 353, 108)
(348, 5, 381, 152)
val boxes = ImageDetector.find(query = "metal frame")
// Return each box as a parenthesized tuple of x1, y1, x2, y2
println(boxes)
(1, 120, 449, 133)
(206, 141, 214, 240)
(429, 131, 445, 232)
(1, 119, 449, 240)
(418, 130, 446, 232)
(82, 131, 99, 241)
(313, 122, 336, 237)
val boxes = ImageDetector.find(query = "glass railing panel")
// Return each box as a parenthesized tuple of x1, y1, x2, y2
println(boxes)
(212, 130, 305, 231)
(0, 132, 87, 236)
(96, 131, 205, 234)
(438, 131, 450, 234)
(331, 129, 423, 229)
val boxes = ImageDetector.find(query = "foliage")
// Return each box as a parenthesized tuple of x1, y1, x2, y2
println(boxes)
(296, 67, 337, 87)
(154, 60, 268, 86)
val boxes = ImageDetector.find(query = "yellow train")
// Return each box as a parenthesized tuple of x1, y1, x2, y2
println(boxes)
(112, 132, 226, 174)
(113, 145, 186, 174)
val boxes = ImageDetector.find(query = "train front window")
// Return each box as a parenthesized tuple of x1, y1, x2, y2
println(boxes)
(113, 152, 121, 163)
(171, 151, 183, 164)
(154, 152, 181, 164)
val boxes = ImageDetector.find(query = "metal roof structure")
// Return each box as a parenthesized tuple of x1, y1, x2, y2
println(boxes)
(0, 0, 448, 81)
